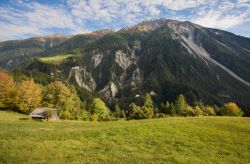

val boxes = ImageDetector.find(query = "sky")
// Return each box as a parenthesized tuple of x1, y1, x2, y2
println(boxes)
(0, 0, 250, 41)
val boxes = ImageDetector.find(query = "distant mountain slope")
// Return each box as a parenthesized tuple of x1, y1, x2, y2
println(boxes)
(4, 19, 250, 114)
(39, 29, 114, 57)
(0, 35, 69, 68)
(0, 30, 114, 69)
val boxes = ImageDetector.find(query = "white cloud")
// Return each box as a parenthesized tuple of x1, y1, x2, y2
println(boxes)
(192, 0, 250, 29)
(0, 0, 249, 40)
(0, 1, 84, 40)
(0, 23, 45, 40)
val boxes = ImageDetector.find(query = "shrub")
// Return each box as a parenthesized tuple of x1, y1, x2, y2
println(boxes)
(80, 110, 90, 121)
(89, 114, 99, 121)
(193, 105, 203, 116)
(169, 103, 176, 116)
(219, 102, 243, 116)
(112, 104, 126, 119)
(61, 110, 71, 120)
(127, 103, 144, 120)
(141, 106, 154, 119)
(203, 106, 216, 116)
(90, 98, 110, 121)
(157, 113, 168, 118)
(183, 105, 195, 116)
(194, 102, 216, 116)
(160, 101, 171, 114)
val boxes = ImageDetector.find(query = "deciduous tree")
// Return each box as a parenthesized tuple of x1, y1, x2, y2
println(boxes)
(0, 71, 16, 109)
(17, 79, 42, 113)
(90, 98, 110, 121)
(43, 81, 84, 120)
(219, 102, 243, 116)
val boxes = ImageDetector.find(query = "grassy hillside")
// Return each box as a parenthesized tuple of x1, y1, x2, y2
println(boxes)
(39, 54, 74, 64)
(0, 111, 249, 163)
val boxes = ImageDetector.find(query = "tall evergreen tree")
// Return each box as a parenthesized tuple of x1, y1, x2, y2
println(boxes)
(174, 94, 187, 115)
(144, 93, 153, 109)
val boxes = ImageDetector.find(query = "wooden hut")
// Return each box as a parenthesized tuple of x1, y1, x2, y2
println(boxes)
(30, 108, 58, 121)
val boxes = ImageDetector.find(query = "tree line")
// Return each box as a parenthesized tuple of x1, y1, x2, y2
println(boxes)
(0, 71, 244, 121)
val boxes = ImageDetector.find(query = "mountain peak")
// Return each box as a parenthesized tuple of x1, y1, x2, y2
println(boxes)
(85, 29, 115, 37)
(120, 19, 202, 32)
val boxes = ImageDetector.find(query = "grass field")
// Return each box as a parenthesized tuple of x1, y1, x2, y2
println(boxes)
(0, 111, 249, 163)
(39, 54, 74, 64)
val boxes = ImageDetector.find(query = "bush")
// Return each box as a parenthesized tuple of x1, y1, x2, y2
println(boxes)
(183, 105, 195, 116)
(219, 102, 243, 116)
(141, 106, 154, 119)
(127, 102, 155, 120)
(160, 101, 171, 114)
(80, 110, 90, 121)
(89, 114, 99, 121)
(194, 102, 216, 116)
(127, 103, 144, 120)
(203, 106, 216, 116)
(157, 113, 168, 118)
(61, 110, 71, 120)
(112, 104, 126, 119)
(90, 98, 110, 121)
(193, 105, 203, 116)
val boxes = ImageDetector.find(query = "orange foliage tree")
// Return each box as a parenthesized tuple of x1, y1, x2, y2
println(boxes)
(17, 79, 42, 113)
(220, 102, 244, 116)
(0, 71, 16, 109)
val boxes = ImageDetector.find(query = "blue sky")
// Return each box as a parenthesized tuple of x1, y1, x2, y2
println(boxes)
(0, 0, 250, 40)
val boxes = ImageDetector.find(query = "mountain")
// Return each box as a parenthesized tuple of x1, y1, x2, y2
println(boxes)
(2, 19, 250, 115)
(38, 29, 114, 57)
(0, 30, 114, 69)
(0, 34, 69, 68)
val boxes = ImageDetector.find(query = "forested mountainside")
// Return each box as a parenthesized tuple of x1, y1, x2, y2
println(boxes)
(0, 29, 114, 69)
(1, 19, 250, 115)
(0, 34, 69, 68)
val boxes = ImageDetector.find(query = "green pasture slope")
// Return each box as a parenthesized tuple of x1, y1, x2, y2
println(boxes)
(0, 111, 249, 163)
(38, 54, 74, 64)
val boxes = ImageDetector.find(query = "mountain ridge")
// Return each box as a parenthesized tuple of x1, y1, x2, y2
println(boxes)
(1, 19, 250, 115)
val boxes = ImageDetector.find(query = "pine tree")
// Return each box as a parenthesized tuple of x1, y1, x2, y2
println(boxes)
(174, 94, 187, 116)
(144, 93, 153, 109)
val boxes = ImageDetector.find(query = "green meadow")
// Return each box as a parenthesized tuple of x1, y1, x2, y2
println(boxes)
(0, 111, 249, 163)
(39, 54, 74, 64)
